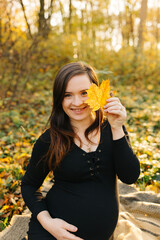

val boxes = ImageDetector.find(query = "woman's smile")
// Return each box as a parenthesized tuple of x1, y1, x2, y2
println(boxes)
(71, 106, 88, 114)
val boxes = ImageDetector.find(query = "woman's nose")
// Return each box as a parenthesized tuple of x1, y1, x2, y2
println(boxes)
(73, 96, 83, 106)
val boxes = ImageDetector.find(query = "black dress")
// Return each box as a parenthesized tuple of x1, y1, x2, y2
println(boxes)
(21, 122, 140, 240)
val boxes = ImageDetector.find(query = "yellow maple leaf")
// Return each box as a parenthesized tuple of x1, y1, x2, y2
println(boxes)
(85, 84, 102, 111)
(100, 80, 110, 107)
(85, 79, 111, 111)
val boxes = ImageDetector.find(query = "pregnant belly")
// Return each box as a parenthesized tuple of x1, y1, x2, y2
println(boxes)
(45, 183, 119, 240)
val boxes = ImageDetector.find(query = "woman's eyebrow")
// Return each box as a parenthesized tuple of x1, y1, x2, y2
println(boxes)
(79, 89, 88, 92)
(65, 89, 88, 93)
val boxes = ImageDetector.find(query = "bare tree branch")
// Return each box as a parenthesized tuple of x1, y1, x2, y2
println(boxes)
(18, 0, 33, 39)
(47, 0, 54, 22)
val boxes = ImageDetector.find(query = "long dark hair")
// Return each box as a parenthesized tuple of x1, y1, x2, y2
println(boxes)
(46, 62, 104, 170)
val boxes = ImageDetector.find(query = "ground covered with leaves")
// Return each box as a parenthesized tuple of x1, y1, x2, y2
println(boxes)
(0, 84, 160, 231)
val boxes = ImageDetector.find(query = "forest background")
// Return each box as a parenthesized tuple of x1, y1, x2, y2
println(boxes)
(0, 0, 160, 231)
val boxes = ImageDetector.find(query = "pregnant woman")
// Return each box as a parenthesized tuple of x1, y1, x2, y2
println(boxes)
(21, 62, 140, 240)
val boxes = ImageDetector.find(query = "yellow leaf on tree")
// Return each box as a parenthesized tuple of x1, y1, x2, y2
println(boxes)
(85, 79, 111, 111)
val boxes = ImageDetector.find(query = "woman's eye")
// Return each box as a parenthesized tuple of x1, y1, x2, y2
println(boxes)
(64, 94, 71, 98)
(81, 91, 87, 96)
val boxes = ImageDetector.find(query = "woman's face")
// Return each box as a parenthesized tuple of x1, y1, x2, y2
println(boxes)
(62, 74, 93, 124)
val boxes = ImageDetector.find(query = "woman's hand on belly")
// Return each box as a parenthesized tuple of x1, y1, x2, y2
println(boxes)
(37, 210, 84, 240)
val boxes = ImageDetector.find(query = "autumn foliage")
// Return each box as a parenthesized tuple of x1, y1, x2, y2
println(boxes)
(0, 0, 160, 232)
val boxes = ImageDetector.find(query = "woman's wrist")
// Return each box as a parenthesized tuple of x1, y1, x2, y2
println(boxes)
(37, 210, 53, 229)
(111, 126, 124, 140)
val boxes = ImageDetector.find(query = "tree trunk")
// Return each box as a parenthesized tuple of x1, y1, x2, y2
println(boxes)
(80, 0, 84, 33)
(19, 0, 32, 39)
(38, 0, 46, 35)
(0, 17, 2, 45)
(89, 1, 96, 47)
(59, 1, 65, 33)
(38, 0, 54, 38)
(69, 0, 72, 33)
(156, 4, 160, 50)
(47, 0, 54, 26)
(138, 0, 148, 49)
(129, 11, 135, 47)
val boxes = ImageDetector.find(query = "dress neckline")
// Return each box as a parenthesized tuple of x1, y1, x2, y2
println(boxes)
(73, 124, 103, 154)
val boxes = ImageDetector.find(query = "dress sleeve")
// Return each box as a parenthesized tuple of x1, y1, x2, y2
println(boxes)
(21, 131, 51, 218)
(112, 126, 140, 184)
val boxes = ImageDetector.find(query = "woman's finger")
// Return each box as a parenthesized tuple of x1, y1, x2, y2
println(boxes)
(107, 97, 120, 103)
(64, 222, 78, 232)
(106, 109, 123, 115)
(104, 102, 122, 109)
(104, 105, 123, 112)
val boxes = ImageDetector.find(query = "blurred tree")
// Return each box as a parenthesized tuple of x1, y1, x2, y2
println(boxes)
(38, 0, 54, 38)
(1, 0, 160, 111)
(69, 0, 72, 33)
(120, 0, 137, 48)
(138, 0, 148, 49)
(0, 16, 2, 45)
(155, 1, 160, 52)
(18, 0, 33, 39)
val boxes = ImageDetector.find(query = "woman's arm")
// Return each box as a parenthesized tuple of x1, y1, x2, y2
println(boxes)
(111, 126, 124, 140)
(21, 130, 50, 218)
(21, 130, 84, 240)
(112, 126, 140, 184)
(104, 97, 140, 184)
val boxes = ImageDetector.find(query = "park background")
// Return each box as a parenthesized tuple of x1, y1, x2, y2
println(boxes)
(0, 0, 160, 231)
